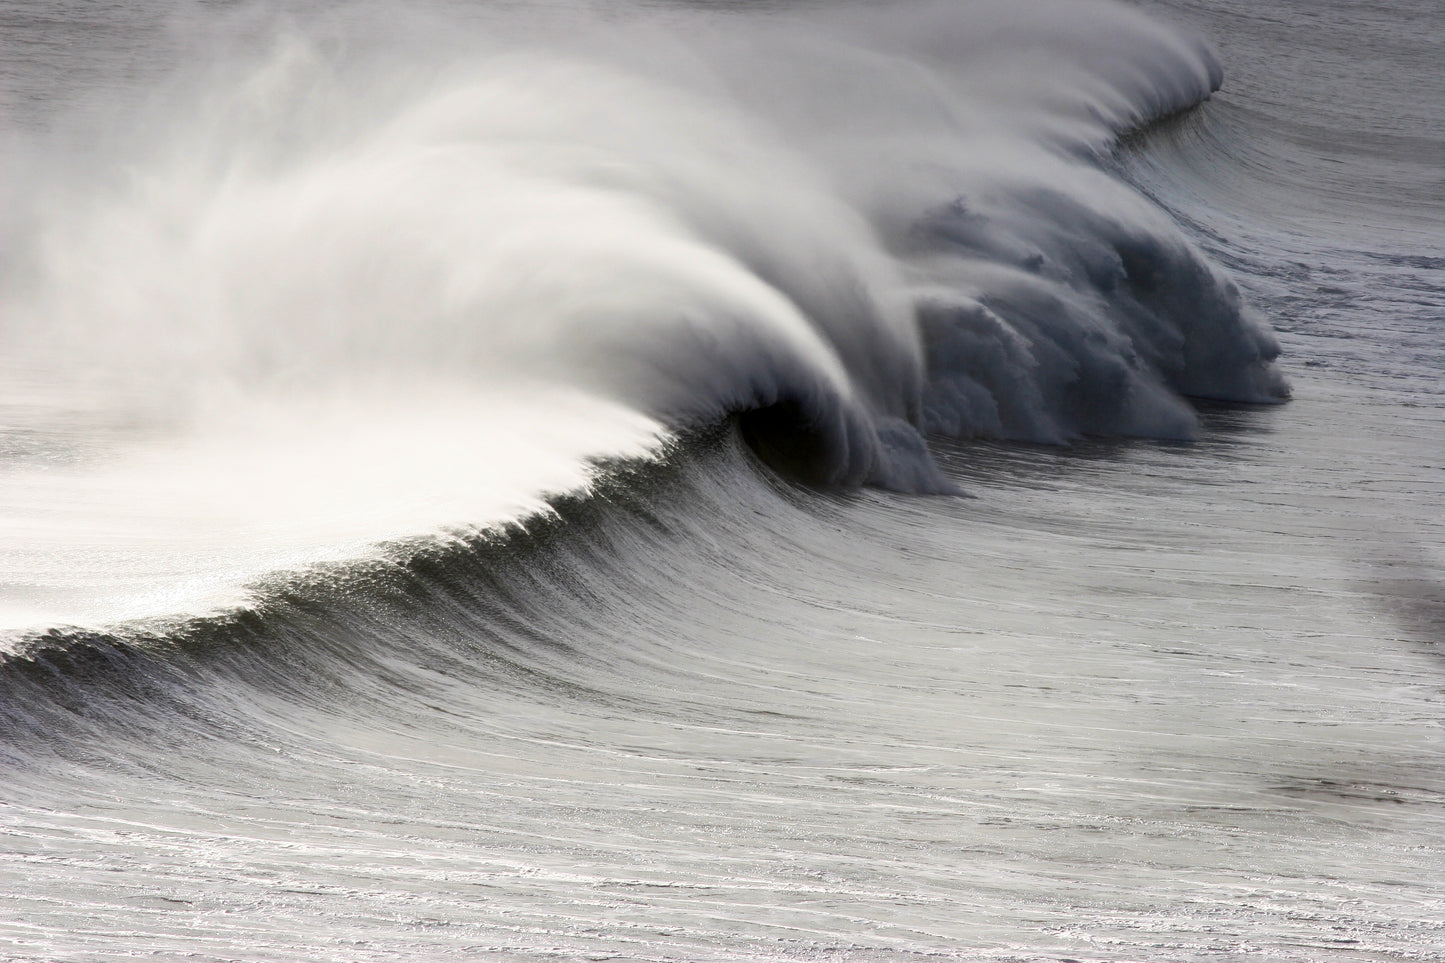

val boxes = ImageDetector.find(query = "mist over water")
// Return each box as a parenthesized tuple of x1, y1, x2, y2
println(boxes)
(2, 1, 1441, 961)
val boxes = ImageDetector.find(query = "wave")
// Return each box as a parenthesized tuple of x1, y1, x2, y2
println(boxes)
(0, 427, 741, 750)
(0, 0, 1287, 633)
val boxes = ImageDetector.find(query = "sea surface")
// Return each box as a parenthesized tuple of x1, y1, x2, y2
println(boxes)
(1, 1, 1441, 960)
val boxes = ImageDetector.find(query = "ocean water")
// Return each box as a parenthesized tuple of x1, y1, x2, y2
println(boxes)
(1, 1, 1441, 960)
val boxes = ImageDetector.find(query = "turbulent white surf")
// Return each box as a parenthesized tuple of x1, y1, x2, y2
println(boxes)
(1, 0, 1441, 961)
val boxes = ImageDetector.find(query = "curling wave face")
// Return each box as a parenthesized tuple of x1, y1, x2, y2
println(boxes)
(0, 0, 1287, 631)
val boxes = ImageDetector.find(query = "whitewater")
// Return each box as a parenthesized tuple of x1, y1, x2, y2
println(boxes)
(1, 0, 1441, 960)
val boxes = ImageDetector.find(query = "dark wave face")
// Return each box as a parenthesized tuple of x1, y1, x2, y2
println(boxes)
(2, 1, 1442, 961)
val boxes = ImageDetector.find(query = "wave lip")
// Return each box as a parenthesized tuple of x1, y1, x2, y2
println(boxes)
(914, 177, 1290, 445)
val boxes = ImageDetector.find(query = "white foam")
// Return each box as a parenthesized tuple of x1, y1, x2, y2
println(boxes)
(0, 385, 663, 633)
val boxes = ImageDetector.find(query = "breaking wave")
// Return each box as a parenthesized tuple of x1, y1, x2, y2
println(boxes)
(0, 0, 1287, 631)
